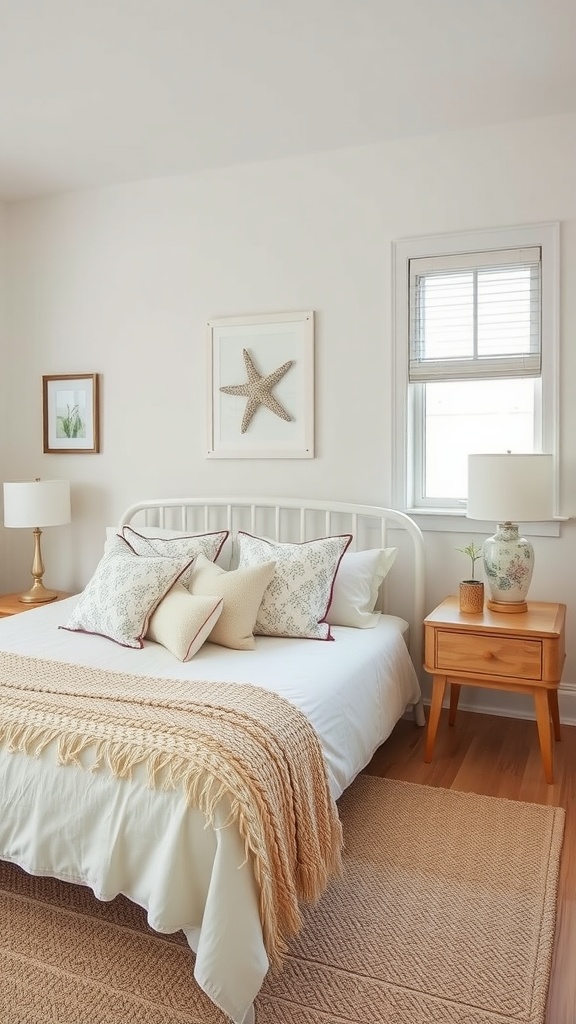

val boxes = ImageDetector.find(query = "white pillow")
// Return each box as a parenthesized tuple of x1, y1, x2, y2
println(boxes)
(146, 585, 224, 661)
(188, 554, 277, 650)
(121, 526, 229, 586)
(236, 532, 352, 640)
(326, 547, 398, 628)
(62, 546, 194, 649)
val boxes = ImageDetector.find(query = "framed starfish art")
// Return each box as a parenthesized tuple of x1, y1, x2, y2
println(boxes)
(206, 311, 314, 459)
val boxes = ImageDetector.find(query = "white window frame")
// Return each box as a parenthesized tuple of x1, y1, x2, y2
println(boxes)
(392, 222, 560, 535)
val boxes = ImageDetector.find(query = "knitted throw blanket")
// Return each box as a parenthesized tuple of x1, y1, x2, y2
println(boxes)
(0, 650, 343, 966)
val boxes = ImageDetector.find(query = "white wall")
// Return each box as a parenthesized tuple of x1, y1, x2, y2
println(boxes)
(0, 202, 7, 580)
(4, 111, 576, 718)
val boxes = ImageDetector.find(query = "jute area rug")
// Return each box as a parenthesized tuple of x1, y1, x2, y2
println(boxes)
(0, 775, 564, 1024)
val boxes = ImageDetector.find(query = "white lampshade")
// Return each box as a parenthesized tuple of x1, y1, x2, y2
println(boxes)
(3, 479, 71, 529)
(467, 454, 554, 523)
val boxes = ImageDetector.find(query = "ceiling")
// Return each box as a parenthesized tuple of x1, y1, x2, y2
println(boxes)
(1, 0, 575, 202)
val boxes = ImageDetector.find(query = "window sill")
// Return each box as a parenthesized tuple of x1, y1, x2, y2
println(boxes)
(405, 509, 565, 537)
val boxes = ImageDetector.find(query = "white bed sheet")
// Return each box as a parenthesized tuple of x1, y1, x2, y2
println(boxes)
(0, 597, 421, 1023)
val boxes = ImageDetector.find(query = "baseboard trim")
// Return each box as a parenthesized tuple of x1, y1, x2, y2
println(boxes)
(417, 680, 576, 727)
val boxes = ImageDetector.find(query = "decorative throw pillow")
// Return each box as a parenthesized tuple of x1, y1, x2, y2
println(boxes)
(236, 532, 352, 640)
(121, 526, 229, 586)
(62, 547, 194, 649)
(326, 547, 398, 628)
(188, 553, 276, 650)
(146, 585, 224, 661)
(104, 527, 125, 555)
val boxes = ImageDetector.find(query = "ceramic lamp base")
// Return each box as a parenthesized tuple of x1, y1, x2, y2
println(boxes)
(486, 598, 527, 614)
(483, 522, 534, 611)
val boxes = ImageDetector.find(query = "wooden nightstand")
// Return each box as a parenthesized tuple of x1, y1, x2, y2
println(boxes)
(423, 596, 566, 783)
(0, 592, 72, 617)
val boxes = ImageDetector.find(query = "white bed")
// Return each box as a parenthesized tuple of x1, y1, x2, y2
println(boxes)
(0, 497, 425, 1024)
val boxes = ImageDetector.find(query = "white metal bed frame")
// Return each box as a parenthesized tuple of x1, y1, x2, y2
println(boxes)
(119, 496, 426, 727)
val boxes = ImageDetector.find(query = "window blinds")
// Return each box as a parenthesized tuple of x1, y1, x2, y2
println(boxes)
(408, 246, 542, 382)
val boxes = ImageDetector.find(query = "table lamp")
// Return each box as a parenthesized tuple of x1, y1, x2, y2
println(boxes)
(466, 453, 554, 613)
(3, 478, 71, 603)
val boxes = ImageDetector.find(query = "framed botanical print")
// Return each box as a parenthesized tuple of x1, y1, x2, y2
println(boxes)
(42, 373, 100, 454)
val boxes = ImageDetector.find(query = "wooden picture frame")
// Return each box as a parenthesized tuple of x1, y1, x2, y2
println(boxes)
(206, 311, 314, 459)
(42, 373, 100, 454)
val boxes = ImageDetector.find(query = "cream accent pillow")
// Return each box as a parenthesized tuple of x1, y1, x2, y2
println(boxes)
(327, 547, 398, 628)
(236, 532, 352, 640)
(147, 585, 224, 661)
(188, 553, 276, 650)
(122, 526, 229, 586)
(62, 547, 194, 649)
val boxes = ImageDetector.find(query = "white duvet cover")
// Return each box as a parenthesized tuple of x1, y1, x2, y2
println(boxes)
(0, 597, 421, 1023)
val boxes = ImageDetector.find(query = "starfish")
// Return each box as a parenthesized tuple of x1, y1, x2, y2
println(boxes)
(220, 348, 294, 433)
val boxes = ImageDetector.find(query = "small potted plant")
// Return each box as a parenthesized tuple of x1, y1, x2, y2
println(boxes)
(456, 541, 484, 613)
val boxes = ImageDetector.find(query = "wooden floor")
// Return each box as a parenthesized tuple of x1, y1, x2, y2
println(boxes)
(364, 707, 576, 1024)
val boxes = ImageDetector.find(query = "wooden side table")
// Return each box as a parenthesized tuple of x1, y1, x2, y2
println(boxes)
(423, 596, 566, 783)
(0, 592, 72, 618)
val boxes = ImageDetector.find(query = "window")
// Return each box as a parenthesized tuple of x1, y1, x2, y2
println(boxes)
(392, 224, 559, 518)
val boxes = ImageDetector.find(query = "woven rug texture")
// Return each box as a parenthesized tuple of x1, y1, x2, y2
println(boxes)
(0, 774, 564, 1024)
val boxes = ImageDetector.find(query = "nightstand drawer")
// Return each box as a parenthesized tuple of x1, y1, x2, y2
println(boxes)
(435, 630, 543, 680)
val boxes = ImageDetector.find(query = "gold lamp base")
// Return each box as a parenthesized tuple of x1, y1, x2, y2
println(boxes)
(18, 527, 60, 603)
(486, 598, 528, 614)
(18, 582, 60, 604)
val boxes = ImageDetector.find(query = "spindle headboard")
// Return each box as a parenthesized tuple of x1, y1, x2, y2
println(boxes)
(119, 495, 425, 680)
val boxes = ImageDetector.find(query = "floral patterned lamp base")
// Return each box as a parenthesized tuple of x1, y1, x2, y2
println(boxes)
(483, 522, 533, 614)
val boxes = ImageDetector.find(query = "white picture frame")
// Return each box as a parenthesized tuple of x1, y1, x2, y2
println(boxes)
(206, 311, 314, 459)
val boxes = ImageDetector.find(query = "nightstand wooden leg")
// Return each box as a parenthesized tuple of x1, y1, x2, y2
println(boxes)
(448, 683, 461, 726)
(424, 675, 447, 763)
(533, 688, 554, 784)
(548, 690, 561, 741)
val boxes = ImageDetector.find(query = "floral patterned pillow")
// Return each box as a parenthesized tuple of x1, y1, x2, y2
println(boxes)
(62, 546, 194, 648)
(121, 526, 229, 587)
(236, 532, 352, 640)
